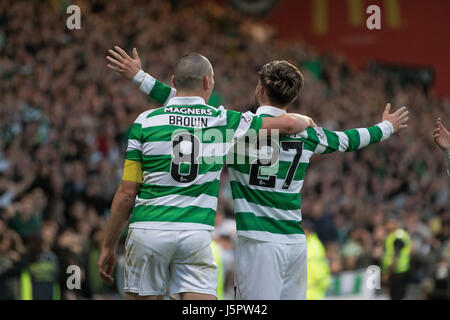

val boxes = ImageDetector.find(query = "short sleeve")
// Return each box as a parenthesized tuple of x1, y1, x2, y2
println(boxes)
(228, 110, 263, 141)
(125, 120, 143, 162)
(122, 112, 149, 183)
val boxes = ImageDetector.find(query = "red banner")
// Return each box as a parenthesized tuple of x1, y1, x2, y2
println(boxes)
(265, 0, 450, 97)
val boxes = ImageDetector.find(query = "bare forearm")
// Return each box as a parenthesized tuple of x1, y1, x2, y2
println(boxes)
(261, 114, 312, 135)
(103, 190, 135, 249)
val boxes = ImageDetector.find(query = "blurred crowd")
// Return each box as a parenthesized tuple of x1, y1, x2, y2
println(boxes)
(0, 0, 448, 300)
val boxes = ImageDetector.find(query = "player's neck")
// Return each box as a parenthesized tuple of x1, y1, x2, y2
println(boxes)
(259, 103, 288, 111)
(176, 90, 209, 104)
(274, 105, 288, 111)
(259, 97, 288, 111)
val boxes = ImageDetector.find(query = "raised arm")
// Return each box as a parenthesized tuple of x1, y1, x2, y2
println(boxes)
(106, 46, 176, 105)
(303, 104, 408, 154)
(433, 117, 450, 177)
(107, 46, 317, 135)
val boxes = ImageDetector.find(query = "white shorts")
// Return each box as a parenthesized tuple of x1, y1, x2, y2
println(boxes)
(124, 228, 218, 297)
(234, 236, 307, 300)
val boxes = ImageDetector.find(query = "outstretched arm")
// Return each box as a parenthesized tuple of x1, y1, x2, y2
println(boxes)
(106, 46, 176, 105)
(302, 103, 408, 154)
(433, 117, 450, 177)
(107, 46, 317, 135)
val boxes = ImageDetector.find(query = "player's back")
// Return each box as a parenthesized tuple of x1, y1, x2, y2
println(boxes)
(126, 96, 262, 231)
(227, 106, 315, 244)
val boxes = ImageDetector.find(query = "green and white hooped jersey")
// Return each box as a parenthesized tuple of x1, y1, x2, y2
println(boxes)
(126, 95, 262, 230)
(131, 71, 394, 241)
(227, 106, 394, 244)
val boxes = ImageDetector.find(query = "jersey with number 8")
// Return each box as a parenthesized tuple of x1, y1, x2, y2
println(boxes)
(125, 96, 263, 230)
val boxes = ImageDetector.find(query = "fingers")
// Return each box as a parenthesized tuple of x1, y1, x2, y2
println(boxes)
(434, 125, 440, 134)
(98, 263, 114, 284)
(384, 103, 391, 115)
(114, 46, 131, 60)
(106, 55, 124, 68)
(398, 112, 409, 123)
(400, 116, 409, 124)
(132, 47, 139, 60)
(396, 110, 409, 119)
(433, 126, 441, 141)
(394, 107, 408, 128)
(434, 118, 440, 129)
(108, 49, 126, 63)
(310, 119, 318, 128)
(107, 64, 124, 73)
(438, 121, 449, 134)
(435, 117, 449, 135)
(99, 269, 114, 283)
(394, 106, 408, 116)
(433, 132, 440, 141)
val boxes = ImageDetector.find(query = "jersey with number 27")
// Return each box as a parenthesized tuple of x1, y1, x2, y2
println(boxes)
(227, 105, 394, 244)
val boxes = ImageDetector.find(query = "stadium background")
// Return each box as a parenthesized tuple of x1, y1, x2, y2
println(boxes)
(0, 0, 448, 299)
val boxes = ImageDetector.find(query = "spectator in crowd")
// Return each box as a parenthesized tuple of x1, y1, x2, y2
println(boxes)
(0, 224, 25, 299)
(433, 118, 450, 177)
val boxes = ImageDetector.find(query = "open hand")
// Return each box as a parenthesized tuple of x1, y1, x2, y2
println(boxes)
(434, 117, 450, 151)
(381, 103, 409, 132)
(106, 46, 141, 80)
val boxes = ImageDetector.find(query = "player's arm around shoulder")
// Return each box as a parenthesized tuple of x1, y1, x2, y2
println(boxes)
(261, 113, 317, 135)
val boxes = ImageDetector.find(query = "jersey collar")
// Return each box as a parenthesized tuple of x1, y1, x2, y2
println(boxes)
(167, 96, 206, 106)
(256, 105, 287, 117)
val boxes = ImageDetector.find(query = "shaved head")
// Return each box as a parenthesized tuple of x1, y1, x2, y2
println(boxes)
(174, 53, 213, 91)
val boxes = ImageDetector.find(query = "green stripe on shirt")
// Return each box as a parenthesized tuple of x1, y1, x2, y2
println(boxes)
(130, 204, 215, 225)
(344, 129, 360, 151)
(236, 212, 304, 235)
(139, 180, 220, 199)
(368, 126, 383, 144)
(126, 149, 142, 162)
(149, 80, 173, 104)
(230, 180, 301, 210)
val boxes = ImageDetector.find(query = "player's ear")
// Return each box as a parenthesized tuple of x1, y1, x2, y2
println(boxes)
(203, 75, 209, 90)
(259, 83, 265, 97)
(171, 75, 176, 89)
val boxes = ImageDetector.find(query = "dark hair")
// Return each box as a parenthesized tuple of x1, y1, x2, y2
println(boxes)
(258, 60, 304, 106)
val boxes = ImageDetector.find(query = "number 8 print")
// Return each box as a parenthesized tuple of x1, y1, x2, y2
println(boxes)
(170, 133, 200, 183)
